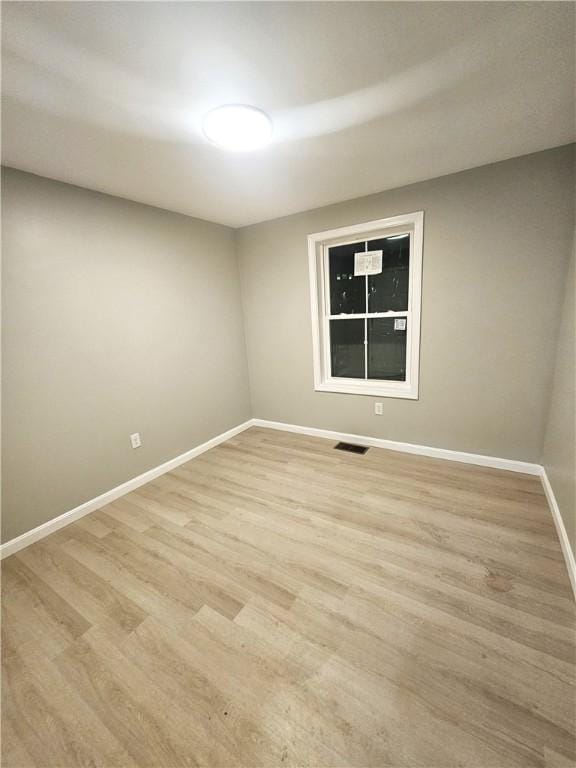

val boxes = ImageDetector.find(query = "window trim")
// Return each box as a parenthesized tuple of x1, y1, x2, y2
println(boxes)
(308, 211, 424, 399)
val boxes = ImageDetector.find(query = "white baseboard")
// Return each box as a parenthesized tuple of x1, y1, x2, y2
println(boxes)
(3, 417, 574, 603)
(0, 420, 253, 560)
(539, 468, 576, 600)
(252, 419, 575, 599)
(251, 418, 542, 475)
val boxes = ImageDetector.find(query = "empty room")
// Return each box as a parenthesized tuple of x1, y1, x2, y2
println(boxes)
(1, 2, 575, 766)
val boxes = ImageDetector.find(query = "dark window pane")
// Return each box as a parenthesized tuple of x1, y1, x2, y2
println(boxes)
(328, 243, 366, 315)
(367, 235, 410, 313)
(330, 319, 365, 378)
(367, 317, 407, 381)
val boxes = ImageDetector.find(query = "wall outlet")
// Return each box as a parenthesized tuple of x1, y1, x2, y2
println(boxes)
(374, 402, 383, 416)
(130, 432, 142, 449)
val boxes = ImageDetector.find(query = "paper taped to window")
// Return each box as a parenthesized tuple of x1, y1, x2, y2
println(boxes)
(354, 250, 382, 276)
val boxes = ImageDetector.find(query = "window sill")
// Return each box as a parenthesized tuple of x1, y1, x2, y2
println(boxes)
(315, 380, 419, 400)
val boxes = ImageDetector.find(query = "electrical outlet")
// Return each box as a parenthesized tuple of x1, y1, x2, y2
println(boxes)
(130, 432, 142, 449)
(374, 402, 383, 416)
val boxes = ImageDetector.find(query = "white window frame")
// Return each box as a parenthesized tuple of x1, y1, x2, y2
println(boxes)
(308, 211, 423, 399)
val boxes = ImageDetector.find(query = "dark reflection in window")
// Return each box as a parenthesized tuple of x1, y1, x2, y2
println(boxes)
(328, 243, 366, 315)
(330, 319, 365, 378)
(367, 235, 409, 313)
(367, 318, 407, 380)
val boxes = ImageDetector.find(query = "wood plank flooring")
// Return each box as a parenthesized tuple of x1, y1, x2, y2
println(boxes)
(2, 427, 575, 767)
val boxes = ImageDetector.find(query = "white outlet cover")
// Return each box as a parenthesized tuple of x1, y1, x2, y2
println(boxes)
(130, 432, 142, 449)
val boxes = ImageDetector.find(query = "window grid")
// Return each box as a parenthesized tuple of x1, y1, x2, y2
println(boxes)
(322, 235, 411, 382)
(308, 211, 423, 399)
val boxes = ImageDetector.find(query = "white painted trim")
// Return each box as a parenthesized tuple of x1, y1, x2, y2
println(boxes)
(539, 468, 576, 600)
(251, 418, 541, 474)
(314, 379, 418, 400)
(4, 416, 574, 603)
(307, 212, 424, 243)
(308, 230, 323, 390)
(307, 211, 424, 400)
(252, 419, 575, 600)
(0, 420, 254, 560)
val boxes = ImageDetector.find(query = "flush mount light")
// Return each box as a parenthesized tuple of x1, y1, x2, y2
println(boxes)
(202, 105, 273, 152)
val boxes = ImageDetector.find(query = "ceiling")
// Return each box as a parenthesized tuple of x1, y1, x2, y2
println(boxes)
(2, 2, 574, 228)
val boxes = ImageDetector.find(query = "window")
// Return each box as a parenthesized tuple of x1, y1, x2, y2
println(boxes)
(308, 211, 423, 399)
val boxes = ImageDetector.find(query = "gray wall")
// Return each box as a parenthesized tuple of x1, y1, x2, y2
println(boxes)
(542, 238, 575, 555)
(237, 145, 575, 463)
(2, 168, 251, 541)
(3, 147, 574, 544)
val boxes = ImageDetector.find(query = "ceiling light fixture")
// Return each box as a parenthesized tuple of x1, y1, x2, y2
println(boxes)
(202, 105, 273, 152)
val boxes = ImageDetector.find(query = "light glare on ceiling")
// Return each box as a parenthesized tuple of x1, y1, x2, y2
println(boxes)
(202, 105, 273, 152)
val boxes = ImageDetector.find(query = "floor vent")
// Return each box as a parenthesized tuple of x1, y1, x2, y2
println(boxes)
(334, 442, 369, 455)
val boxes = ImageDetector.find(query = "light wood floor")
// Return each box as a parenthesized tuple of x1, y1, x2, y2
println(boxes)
(2, 427, 575, 768)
